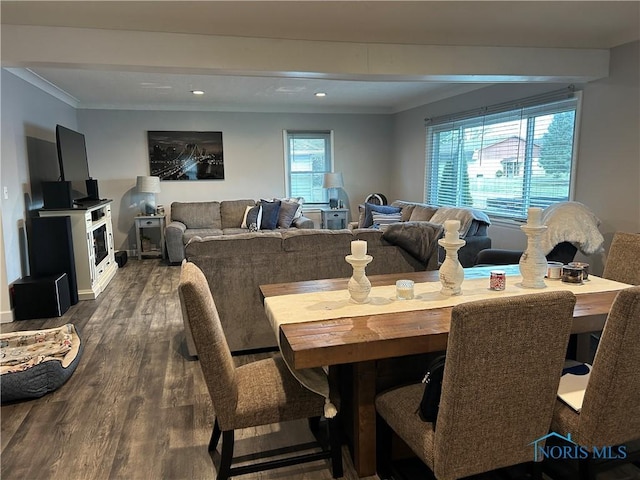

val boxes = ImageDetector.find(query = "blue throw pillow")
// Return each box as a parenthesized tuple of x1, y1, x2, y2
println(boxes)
(363, 203, 401, 228)
(260, 200, 281, 230)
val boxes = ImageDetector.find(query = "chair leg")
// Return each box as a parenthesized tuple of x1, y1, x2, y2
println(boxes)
(529, 461, 543, 480)
(376, 414, 393, 480)
(327, 416, 344, 478)
(579, 457, 597, 480)
(216, 430, 234, 480)
(209, 418, 222, 453)
(308, 416, 321, 434)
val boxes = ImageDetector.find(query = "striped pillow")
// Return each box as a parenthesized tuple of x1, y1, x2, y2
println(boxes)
(371, 212, 402, 226)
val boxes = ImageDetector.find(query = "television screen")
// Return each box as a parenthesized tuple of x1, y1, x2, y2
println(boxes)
(55, 125, 91, 201)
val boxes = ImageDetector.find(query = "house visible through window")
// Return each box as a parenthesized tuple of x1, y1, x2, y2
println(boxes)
(284, 130, 333, 204)
(425, 90, 580, 220)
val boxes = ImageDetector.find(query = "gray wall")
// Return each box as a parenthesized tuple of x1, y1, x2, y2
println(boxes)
(390, 41, 640, 274)
(77, 109, 392, 252)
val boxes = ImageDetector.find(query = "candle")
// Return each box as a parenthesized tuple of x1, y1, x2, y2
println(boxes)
(527, 207, 543, 226)
(351, 240, 367, 259)
(444, 220, 460, 242)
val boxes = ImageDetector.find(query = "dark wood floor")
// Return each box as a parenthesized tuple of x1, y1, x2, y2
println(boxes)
(2, 259, 639, 480)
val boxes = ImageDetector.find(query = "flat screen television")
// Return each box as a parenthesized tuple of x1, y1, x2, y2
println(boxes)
(55, 125, 98, 204)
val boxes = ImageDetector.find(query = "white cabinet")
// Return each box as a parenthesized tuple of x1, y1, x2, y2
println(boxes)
(39, 200, 117, 300)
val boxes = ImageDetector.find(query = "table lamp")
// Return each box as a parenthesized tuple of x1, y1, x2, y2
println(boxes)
(137, 175, 161, 215)
(323, 172, 344, 209)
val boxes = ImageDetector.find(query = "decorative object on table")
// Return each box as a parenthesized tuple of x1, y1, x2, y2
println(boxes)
(156, 204, 165, 216)
(562, 265, 584, 284)
(346, 240, 372, 303)
(546, 261, 564, 279)
(438, 219, 466, 296)
(396, 279, 415, 300)
(323, 172, 344, 209)
(568, 261, 589, 280)
(148, 130, 224, 180)
(136, 175, 161, 215)
(519, 207, 548, 288)
(489, 270, 506, 291)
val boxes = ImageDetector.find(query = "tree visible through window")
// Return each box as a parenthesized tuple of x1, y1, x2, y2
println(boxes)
(425, 92, 579, 220)
(285, 131, 333, 204)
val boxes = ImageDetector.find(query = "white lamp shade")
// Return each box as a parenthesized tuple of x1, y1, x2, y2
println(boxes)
(323, 172, 344, 189)
(137, 176, 161, 193)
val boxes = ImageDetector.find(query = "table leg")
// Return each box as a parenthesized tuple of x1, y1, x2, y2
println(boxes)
(352, 361, 377, 477)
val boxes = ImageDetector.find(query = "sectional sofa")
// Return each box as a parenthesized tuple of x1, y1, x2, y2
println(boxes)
(183, 226, 443, 354)
(165, 199, 314, 263)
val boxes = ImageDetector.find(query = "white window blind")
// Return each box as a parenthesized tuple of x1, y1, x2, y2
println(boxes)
(425, 88, 580, 220)
(284, 131, 333, 204)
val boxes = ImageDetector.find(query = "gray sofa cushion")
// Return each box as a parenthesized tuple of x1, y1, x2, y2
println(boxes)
(183, 228, 224, 244)
(409, 204, 438, 222)
(282, 229, 353, 252)
(171, 201, 221, 229)
(221, 199, 256, 229)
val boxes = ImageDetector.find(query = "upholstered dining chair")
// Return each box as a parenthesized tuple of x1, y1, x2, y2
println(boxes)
(550, 286, 640, 480)
(178, 261, 343, 480)
(375, 291, 576, 480)
(602, 232, 640, 285)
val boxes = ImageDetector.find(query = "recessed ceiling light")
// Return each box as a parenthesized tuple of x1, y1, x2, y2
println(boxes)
(315, 92, 327, 97)
(191, 90, 205, 95)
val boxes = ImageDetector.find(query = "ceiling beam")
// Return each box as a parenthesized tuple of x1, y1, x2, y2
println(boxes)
(2, 25, 610, 84)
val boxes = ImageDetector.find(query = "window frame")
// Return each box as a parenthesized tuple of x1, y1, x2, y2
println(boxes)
(425, 90, 582, 222)
(283, 130, 335, 205)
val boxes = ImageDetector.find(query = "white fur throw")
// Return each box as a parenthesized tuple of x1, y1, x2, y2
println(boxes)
(540, 202, 605, 256)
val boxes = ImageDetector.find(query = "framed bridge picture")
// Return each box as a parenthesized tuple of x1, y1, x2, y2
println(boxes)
(147, 131, 224, 180)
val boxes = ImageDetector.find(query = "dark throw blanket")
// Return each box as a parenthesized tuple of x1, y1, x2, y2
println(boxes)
(382, 221, 444, 270)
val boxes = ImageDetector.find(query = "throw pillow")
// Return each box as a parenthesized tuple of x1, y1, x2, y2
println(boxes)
(241, 205, 262, 230)
(277, 200, 300, 228)
(260, 200, 281, 230)
(371, 212, 402, 227)
(265, 197, 304, 219)
(363, 203, 401, 228)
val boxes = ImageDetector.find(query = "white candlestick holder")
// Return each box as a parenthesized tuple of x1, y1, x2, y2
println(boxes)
(345, 254, 373, 303)
(438, 237, 466, 296)
(519, 224, 548, 288)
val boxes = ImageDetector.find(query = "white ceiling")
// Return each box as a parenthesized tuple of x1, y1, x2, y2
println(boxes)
(2, 1, 639, 113)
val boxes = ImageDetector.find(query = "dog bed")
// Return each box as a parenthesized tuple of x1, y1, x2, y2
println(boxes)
(1, 324, 83, 403)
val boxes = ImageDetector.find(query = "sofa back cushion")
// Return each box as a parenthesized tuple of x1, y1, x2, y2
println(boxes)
(171, 202, 221, 229)
(221, 199, 256, 229)
(282, 229, 353, 253)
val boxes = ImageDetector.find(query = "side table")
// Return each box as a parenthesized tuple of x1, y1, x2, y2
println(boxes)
(321, 207, 349, 230)
(135, 215, 166, 260)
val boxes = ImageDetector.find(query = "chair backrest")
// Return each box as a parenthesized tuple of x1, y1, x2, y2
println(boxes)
(577, 286, 640, 447)
(179, 261, 238, 428)
(602, 232, 640, 285)
(433, 291, 576, 480)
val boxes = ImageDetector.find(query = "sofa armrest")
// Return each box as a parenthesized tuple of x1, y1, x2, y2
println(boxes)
(292, 215, 314, 229)
(165, 221, 187, 264)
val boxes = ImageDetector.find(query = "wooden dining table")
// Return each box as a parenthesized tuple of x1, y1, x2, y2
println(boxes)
(260, 265, 630, 477)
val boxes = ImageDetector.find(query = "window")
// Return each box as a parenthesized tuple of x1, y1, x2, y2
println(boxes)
(425, 89, 580, 221)
(284, 130, 333, 204)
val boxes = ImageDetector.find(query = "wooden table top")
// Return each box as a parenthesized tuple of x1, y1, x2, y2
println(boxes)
(260, 266, 624, 369)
